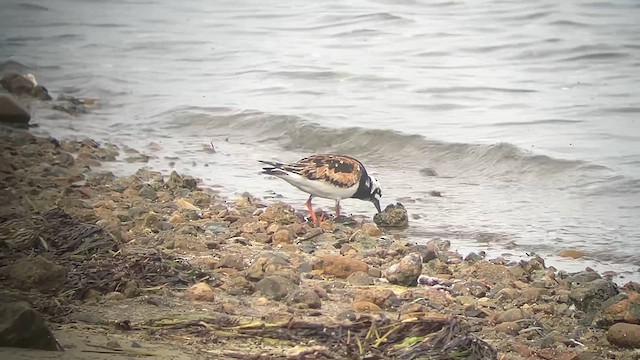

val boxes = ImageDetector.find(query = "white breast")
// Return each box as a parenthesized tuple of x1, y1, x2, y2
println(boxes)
(278, 173, 359, 200)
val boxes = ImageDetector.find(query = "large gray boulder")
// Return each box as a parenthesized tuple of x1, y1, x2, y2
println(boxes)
(0, 302, 59, 350)
(0, 95, 30, 126)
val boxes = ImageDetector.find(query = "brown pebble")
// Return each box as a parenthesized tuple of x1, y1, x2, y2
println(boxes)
(104, 292, 125, 301)
(497, 308, 526, 323)
(352, 301, 382, 312)
(272, 229, 294, 244)
(360, 223, 382, 237)
(495, 321, 521, 335)
(558, 249, 585, 259)
(607, 323, 640, 348)
(314, 254, 368, 279)
(186, 282, 216, 302)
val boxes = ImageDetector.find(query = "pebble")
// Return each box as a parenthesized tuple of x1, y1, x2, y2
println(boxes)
(186, 282, 216, 302)
(607, 323, 640, 348)
(383, 253, 422, 286)
(559, 249, 585, 259)
(255, 276, 297, 301)
(495, 321, 521, 335)
(314, 254, 368, 279)
(347, 271, 375, 286)
(497, 308, 526, 323)
(352, 301, 381, 312)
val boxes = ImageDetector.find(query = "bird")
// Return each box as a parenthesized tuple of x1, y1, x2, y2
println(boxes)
(259, 154, 382, 223)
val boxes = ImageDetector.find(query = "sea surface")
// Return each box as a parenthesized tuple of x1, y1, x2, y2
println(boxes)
(2, 0, 639, 281)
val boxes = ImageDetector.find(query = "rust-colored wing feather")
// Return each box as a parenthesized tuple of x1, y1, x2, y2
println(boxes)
(293, 154, 362, 188)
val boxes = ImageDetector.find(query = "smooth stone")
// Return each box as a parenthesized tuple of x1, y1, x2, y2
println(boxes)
(254, 276, 297, 301)
(607, 323, 640, 348)
(0, 302, 59, 351)
(186, 282, 216, 302)
(0, 95, 30, 126)
(383, 253, 422, 286)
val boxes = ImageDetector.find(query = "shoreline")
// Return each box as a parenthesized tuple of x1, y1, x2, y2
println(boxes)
(1, 120, 640, 358)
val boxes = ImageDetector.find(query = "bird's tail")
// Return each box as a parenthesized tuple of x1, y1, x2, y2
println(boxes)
(258, 160, 288, 176)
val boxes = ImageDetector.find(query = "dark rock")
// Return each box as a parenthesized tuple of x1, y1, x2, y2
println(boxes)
(384, 253, 422, 286)
(373, 203, 408, 228)
(347, 271, 375, 286)
(569, 278, 618, 315)
(123, 280, 141, 298)
(607, 323, 640, 348)
(0, 302, 59, 351)
(593, 291, 640, 327)
(569, 271, 602, 286)
(419, 168, 438, 177)
(0, 95, 30, 126)
(138, 184, 157, 200)
(8, 255, 67, 293)
(165, 171, 197, 191)
(1, 73, 35, 96)
(287, 288, 322, 309)
(255, 276, 297, 301)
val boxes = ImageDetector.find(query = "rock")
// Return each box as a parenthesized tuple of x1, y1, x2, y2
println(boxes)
(495, 321, 521, 335)
(258, 202, 299, 225)
(419, 168, 438, 177)
(165, 171, 197, 191)
(123, 280, 141, 298)
(594, 291, 640, 327)
(373, 203, 408, 228)
(607, 323, 640, 348)
(383, 253, 422, 286)
(176, 198, 200, 212)
(569, 270, 602, 286)
(559, 249, 585, 259)
(352, 301, 381, 312)
(314, 255, 369, 279)
(216, 255, 245, 271)
(360, 223, 382, 237)
(8, 255, 67, 293)
(272, 229, 294, 244)
(0, 302, 59, 350)
(473, 261, 517, 284)
(354, 288, 401, 309)
(497, 308, 526, 323)
(186, 282, 216, 302)
(221, 276, 254, 296)
(255, 276, 297, 301)
(142, 213, 162, 232)
(246, 253, 297, 282)
(287, 288, 322, 309)
(347, 271, 375, 286)
(570, 278, 618, 315)
(138, 184, 157, 200)
(0, 73, 51, 100)
(104, 292, 125, 301)
(0, 95, 30, 126)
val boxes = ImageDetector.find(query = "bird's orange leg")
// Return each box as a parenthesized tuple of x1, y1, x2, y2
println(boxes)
(306, 196, 318, 224)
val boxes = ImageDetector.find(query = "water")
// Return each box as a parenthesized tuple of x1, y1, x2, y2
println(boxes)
(2, 0, 640, 280)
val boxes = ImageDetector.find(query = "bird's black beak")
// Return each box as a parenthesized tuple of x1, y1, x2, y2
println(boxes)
(373, 198, 381, 213)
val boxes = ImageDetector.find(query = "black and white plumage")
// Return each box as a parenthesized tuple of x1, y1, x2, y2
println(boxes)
(259, 154, 382, 223)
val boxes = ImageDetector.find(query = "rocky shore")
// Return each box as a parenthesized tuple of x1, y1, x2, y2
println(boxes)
(1, 80, 640, 359)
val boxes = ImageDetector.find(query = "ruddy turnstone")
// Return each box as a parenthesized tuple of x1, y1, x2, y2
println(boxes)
(259, 154, 382, 223)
